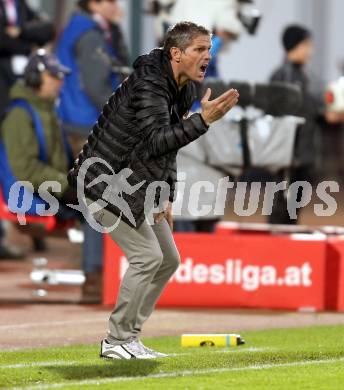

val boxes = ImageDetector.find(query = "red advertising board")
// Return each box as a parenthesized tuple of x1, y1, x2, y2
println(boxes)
(103, 232, 327, 311)
(325, 237, 344, 311)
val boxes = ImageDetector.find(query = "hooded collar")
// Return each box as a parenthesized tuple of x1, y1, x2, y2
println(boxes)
(133, 48, 190, 98)
(9, 80, 56, 111)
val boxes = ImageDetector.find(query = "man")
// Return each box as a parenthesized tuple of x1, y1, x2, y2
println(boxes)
(0, 50, 72, 252)
(68, 21, 239, 359)
(0, 0, 54, 119)
(1, 50, 103, 301)
(268, 24, 322, 224)
(56, 0, 129, 157)
(169, 0, 244, 77)
(0, 0, 54, 254)
(165, 0, 247, 234)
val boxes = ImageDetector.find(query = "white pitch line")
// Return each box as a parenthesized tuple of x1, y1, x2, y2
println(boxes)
(0, 361, 81, 370)
(12, 356, 344, 390)
(169, 347, 270, 357)
(0, 347, 269, 369)
(0, 318, 105, 331)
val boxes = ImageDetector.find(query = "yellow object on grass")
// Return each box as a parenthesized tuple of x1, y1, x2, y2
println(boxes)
(181, 334, 245, 347)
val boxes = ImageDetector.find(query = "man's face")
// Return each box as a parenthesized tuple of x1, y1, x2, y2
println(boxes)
(298, 38, 313, 63)
(39, 72, 63, 98)
(90, 0, 120, 23)
(290, 38, 314, 65)
(178, 35, 212, 83)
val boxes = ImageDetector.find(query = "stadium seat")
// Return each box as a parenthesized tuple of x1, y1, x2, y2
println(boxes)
(0, 187, 57, 231)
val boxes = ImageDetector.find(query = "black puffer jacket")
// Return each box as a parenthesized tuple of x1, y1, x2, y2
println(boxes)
(68, 48, 209, 228)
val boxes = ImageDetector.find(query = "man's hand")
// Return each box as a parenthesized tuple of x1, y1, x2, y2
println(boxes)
(153, 202, 173, 230)
(201, 88, 239, 125)
(325, 111, 344, 124)
(5, 26, 21, 38)
(164, 202, 173, 231)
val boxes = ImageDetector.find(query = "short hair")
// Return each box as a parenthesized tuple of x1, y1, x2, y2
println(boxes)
(163, 21, 211, 59)
(282, 24, 311, 52)
(77, 0, 103, 13)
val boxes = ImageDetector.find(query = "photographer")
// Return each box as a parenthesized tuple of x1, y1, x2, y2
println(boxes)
(0, 0, 54, 257)
(1, 51, 103, 301)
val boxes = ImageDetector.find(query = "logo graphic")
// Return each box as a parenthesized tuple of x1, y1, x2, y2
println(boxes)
(68, 157, 145, 232)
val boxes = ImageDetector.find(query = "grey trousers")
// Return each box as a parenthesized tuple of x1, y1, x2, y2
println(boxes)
(94, 206, 180, 345)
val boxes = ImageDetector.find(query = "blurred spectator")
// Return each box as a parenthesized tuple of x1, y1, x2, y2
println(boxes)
(268, 25, 323, 224)
(56, 0, 129, 157)
(0, 0, 54, 119)
(0, 0, 54, 255)
(0, 51, 103, 301)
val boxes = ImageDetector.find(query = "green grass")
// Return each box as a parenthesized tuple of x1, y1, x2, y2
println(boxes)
(1, 325, 344, 389)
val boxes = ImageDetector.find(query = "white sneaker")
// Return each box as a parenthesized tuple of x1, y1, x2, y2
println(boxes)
(100, 339, 156, 359)
(138, 340, 168, 358)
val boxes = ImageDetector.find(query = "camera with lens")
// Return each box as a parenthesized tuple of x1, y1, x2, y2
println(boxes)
(237, 0, 261, 35)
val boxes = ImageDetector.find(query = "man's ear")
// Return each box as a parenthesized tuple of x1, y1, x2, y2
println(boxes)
(170, 47, 182, 63)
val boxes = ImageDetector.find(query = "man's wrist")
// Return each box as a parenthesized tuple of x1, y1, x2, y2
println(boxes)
(200, 113, 210, 127)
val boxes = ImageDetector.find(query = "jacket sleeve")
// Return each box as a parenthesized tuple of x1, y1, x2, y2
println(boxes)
(167, 167, 177, 202)
(76, 30, 114, 111)
(131, 79, 209, 158)
(270, 65, 293, 83)
(0, 30, 32, 56)
(0, 4, 53, 55)
(20, 20, 55, 46)
(1, 108, 69, 195)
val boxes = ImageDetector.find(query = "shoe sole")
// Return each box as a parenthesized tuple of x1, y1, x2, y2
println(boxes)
(100, 353, 122, 360)
(100, 341, 157, 360)
(100, 353, 156, 360)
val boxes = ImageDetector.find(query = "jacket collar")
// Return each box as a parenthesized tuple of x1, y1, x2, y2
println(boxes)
(162, 52, 179, 96)
(160, 50, 194, 102)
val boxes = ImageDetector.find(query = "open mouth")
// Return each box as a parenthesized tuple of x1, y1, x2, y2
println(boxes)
(200, 64, 208, 73)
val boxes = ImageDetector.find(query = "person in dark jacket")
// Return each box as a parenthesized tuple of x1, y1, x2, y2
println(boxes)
(0, 0, 54, 119)
(68, 21, 239, 359)
(56, 0, 129, 157)
(268, 24, 322, 224)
